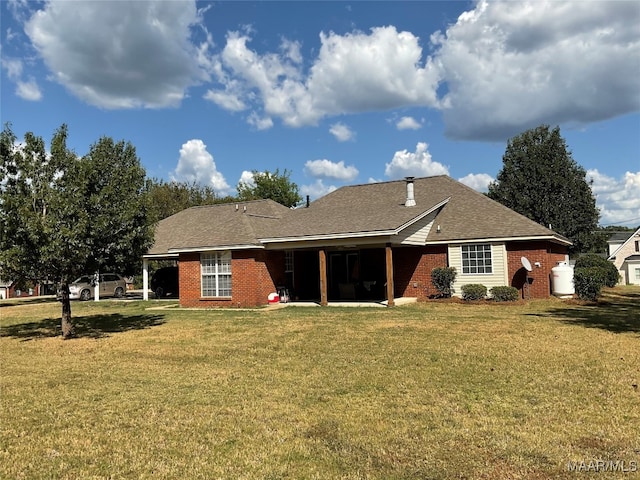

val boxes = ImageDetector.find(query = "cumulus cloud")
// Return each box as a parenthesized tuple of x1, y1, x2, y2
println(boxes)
(588, 169, 640, 226)
(8, 0, 637, 143)
(237, 170, 255, 188)
(300, 179, 338, 201)
(247, 112, 274, 130)
(304, 159, 359, 182)
(396, 116, 421, 130)
(202, 2, 639, 137)
(384, 142, 449, 179)
(172, 139, 231, 196)
(433, 0, 640, 140)
(329, 123, 354, 142)
(458, 173, 494, 192)
(205, 26, 441, 127)
(2, 57, 42, 101)
(2, 57, 23, 79)
(24, 0, 211, 109)
(15, 77, 42, 101)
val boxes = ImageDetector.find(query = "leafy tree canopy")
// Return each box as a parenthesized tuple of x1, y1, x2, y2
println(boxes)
(0, 123, 155, 337)
(146, 178, 233, 222)
(236, 169, 302, 208)
(487, 125, 600, 253)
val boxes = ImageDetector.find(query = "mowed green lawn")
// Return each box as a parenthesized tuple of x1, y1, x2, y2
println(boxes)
(1, 288, 638, 479)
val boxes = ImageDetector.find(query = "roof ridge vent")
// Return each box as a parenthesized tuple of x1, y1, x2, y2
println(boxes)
(404, 177, 416, 207)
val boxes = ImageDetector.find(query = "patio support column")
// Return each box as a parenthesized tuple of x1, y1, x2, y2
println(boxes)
(385, 244, 395, 307)
(142, 258, 149, 301)
(319, 248, 328, 306)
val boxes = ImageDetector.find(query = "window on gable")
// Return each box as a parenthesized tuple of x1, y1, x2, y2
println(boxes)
(461, 244, 493, 274)
(201, 252, 231, 297)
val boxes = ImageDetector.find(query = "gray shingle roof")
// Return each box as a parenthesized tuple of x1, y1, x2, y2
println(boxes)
(147, 199, 292, 255)
(147, 175, 570, 255)
(264, 176, 568, 243)
(608, 231, 635, 243)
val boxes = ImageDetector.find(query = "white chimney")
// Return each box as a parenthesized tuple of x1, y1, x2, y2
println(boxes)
(405, 177, 416, 207)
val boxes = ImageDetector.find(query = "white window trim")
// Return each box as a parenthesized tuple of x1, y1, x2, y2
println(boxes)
(201, 252, 232, 298)
(461, 244, 493, 275)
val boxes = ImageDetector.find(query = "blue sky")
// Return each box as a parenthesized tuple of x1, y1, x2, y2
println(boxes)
(2, 0, 639, 226)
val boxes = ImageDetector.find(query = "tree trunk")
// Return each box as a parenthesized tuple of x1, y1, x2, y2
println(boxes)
(60, 283, 74, 339)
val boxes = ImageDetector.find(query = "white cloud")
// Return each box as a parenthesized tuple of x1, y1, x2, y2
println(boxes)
(7, 0, 30, 22)
(307, 27, 441, 115)
(247, 112, 274, 131)
(304, 159, 359, 182)
(237, 170, 255, 188)
(588, 169, 640, 226)
(10, 0, 637, 143)
(171, 139, 231, 196)
(458, 173, 494, 192)
(16, 77, 42, 101)
(384, 142, 449, 179)
(206, 31, 307, 125)
(2, 57, 23, 79)
(206, 26, 441, 127)
(300, 179, 338, 201)
(24, 0, 211, 109)
(433, 0, 640, 140)
(202, 3, 639, 137)
(2, 57, 42, 101)
(203, 88, 246, 112)
(396, 116, 421, 130)
(329, 122, 354, 142)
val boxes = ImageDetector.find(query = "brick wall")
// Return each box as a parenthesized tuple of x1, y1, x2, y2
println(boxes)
(177, 241, 567, 306)
(394, 245, 448, 299)
(506, 241, 568, 298)
(178, 253, 203, 307)
(178, 250, 285, 308)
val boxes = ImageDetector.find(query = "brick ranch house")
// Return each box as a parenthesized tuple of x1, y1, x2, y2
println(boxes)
(143, 175, 571, 307)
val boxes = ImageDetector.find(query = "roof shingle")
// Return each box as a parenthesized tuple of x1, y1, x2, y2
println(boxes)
(147, 175, 570, 255)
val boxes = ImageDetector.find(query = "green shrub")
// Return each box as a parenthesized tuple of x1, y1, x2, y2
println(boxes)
(431, 267, 457, 298)
(573, 267, 606, 301)
(574, 254, 619, 287)
(490, 286, 520, 302)
(461, 284, 487, 301)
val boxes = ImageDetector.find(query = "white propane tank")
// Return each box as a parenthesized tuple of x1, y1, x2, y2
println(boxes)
(552, 262, 575, 297)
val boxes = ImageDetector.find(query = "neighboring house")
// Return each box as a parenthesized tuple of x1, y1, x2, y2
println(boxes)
(144, 175, 572, 307)
(607, 227, 640, 285)
(0, 278, 41, 299)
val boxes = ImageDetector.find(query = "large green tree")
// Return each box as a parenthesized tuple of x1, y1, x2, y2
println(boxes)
(146, 179, 232, 221)
(0, 124, 155, 338)
(487, 125, 599, 253)
(237, 168, 302, 208)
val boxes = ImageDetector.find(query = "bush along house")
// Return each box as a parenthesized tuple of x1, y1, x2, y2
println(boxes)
(143, 175, 571, 307)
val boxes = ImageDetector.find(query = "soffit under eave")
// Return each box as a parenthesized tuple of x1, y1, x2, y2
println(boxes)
(424, 235, 572, 246)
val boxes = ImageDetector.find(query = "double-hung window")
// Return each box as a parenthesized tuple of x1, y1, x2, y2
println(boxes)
(201, 252, 231, 297)
(461, 244, 493, 274)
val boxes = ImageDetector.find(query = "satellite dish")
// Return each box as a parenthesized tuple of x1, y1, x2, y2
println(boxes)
(521, 256, 532, 272)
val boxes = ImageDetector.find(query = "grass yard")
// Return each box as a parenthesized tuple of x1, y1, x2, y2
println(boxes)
(1, 288, 639, 479)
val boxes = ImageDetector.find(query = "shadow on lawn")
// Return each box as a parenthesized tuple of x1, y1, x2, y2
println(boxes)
(0, 313, 166, 341)
(0, 297, 58, 308)
(530, 288, 640, 334)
